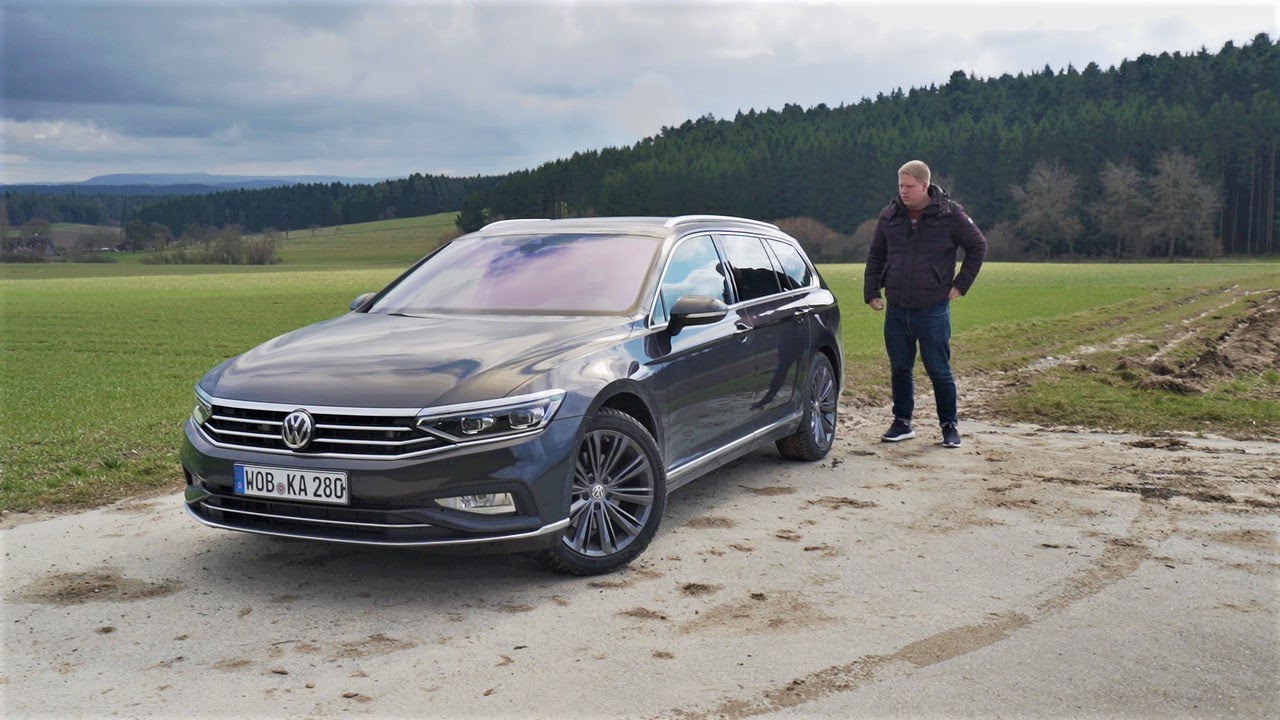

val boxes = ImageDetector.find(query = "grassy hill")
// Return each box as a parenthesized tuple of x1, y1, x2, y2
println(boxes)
(0, 212, 460, 280)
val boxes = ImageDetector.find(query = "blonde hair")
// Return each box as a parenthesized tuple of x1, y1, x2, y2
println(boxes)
(898, 160, 931, 187)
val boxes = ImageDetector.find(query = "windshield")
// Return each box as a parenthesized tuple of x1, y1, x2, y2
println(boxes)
(370, 232, 661, 315)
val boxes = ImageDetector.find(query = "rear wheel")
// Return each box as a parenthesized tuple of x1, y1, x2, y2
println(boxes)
(777, 353, 838, 461)
(534, 408, 666, 575)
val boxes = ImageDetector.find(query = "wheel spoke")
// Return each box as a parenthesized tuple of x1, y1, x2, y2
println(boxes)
(595, 503, 616, 554)
(597, 432, 628, 480)
(610, 486, 655, 506)
(605, 455, 646, 488)
(605, 501, 644, 538)
(570, 503, 592, 551)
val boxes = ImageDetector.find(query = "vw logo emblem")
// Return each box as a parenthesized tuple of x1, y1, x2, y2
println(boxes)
(281, 410, 314, 450)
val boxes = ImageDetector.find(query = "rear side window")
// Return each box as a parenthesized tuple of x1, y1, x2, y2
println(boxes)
(769, 240, 813, 291)
(719, 235, 782, 302)
(654, 235, 730, 325)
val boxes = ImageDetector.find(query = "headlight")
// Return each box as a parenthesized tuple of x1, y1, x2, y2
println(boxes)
(435, 493, 517, 515)
(192, 388, 213, 424)
(416, 390, 565, 444)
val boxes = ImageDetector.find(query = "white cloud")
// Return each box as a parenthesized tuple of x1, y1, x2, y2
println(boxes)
(1, 1, 1275, 183)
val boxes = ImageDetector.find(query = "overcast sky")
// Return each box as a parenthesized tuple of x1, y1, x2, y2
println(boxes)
(1, 1, 1275, 183)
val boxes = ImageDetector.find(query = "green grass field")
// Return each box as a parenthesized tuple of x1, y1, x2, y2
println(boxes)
(2, 214, 1277, 514)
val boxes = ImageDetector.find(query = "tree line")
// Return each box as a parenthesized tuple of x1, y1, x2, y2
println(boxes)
(456, 34, 1278, 258)
(6, 35, 1275, 260)
(128, 174, 498, 235)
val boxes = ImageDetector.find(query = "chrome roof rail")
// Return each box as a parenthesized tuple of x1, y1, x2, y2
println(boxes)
(481, 218, 551, 230)
(663, 215, 779, 230)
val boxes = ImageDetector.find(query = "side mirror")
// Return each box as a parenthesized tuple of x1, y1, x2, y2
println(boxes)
(349, 292, 376, 311)
(668, 295, 728, 336)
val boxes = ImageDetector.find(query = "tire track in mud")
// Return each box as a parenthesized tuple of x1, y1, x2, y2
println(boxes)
(656, 502, 1165, 720)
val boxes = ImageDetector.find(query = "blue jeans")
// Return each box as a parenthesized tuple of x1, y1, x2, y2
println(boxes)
(884, 302, 957, 425)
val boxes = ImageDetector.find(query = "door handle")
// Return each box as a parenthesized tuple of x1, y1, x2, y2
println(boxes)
(734, 321, 753, 335)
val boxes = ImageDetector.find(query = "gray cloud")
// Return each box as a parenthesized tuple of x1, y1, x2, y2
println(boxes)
(1, 2, 1274, 182)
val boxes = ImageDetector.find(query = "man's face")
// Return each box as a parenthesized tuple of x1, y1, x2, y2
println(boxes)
(898, 174, 929, 209)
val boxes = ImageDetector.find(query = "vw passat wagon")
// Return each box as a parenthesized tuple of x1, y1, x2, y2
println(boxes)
(183, 215, 842, 574)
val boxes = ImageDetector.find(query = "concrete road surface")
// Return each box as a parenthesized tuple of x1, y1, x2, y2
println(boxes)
(3, 418, 1278, 718)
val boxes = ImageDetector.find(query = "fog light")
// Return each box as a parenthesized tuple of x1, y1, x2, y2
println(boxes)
(436, 493, 516, 515)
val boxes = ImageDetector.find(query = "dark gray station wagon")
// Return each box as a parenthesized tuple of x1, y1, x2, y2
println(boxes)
(183, 215, 842, 574)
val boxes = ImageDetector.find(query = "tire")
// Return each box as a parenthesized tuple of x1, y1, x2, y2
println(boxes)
(534, 408, 667, 575)
(776, 353, 838, 461)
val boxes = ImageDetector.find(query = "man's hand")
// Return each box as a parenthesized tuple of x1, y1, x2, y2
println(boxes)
(868, 298, 885, 312)
(947, 288, 962, 301)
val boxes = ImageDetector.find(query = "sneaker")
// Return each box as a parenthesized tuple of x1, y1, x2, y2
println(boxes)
(941, 422, 962, 448)
(881, 418, 916, 442)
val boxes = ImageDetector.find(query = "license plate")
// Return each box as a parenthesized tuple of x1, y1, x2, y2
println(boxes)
(234, 464, 349, 505)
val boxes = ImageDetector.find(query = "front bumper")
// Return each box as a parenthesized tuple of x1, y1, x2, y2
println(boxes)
(181, 414, 580, 551)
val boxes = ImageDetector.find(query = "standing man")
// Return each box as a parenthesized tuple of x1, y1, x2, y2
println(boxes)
(864, 160, 987, 447)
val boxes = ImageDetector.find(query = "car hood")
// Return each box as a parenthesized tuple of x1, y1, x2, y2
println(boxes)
(204, 311, 631, 408)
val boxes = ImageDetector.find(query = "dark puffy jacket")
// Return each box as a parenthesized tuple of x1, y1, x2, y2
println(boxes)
(863, 185, 987, 309)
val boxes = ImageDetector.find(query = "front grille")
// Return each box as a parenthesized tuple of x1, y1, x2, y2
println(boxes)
(203, 402, 446, 458)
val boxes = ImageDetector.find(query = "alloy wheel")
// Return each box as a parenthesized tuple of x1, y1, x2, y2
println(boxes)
(564, 429, 657, 557)
(809, 361, 837, 450)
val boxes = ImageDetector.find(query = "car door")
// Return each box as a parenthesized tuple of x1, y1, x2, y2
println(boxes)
(643, 234, 757, 467)
(716, 234, 813, 424)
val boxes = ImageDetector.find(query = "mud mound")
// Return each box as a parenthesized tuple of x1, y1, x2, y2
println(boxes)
(1182, 292, 1280, 379)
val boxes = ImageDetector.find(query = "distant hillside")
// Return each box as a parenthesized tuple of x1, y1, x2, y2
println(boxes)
(129, 173, 500, 234)
(457, 34, 1279, 257)
(82, 173, 393, 186)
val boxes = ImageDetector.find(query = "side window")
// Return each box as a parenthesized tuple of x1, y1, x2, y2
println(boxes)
(654, 235, 730, 325)
(769, 240, 814, 291)
(719, 235, 782, 302)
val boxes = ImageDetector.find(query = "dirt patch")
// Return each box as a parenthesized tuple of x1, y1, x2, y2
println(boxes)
(743, 486, 797, 496)
(687, 516, 737, 529)
(679, 591, 836, 636)
(680, 583, 721, 597)
(1210, 529, 1280, 554)
(331, 633, 417, 659)
(17, 569, 183, 605)
(1127, 438, 1190, 450)
(1183, 292, 1280, 379)
(618, 607, 668, 621)
(806, 496, 878, 510)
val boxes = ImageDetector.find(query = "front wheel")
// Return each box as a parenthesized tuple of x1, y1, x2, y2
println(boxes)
(534, 408, 667, 575)
(776, 353, 838, 461)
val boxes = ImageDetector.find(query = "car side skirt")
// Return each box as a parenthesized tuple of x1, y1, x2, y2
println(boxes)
(666, 411, 802, 493)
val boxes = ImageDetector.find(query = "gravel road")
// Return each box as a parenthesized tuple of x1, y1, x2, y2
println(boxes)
(3, 415, 1277, 718)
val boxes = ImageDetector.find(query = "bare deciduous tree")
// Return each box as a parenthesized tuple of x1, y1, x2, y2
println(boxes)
(1009, 159, 1082, 257)
(1148, 151, 1223, 259)
(1093, 160, 1150, 259)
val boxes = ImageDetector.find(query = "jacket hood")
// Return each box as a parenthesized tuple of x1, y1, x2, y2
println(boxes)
(201, 311, 631, 409)
(888, 184, 953, 217)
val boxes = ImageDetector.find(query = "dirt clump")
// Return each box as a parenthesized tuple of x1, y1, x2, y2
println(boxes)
(18, 569, 183, 605)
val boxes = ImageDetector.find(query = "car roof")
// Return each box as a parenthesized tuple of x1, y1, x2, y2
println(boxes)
(477, 215, 782, 239)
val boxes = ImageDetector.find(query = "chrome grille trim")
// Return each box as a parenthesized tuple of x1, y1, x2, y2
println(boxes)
(202, 398, 437, 459)
(200, 501, 435, 529)
(194, 389, 566, 461)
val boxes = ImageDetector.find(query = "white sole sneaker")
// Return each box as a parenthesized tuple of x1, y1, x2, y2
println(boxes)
(881, 431, 916, 442)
